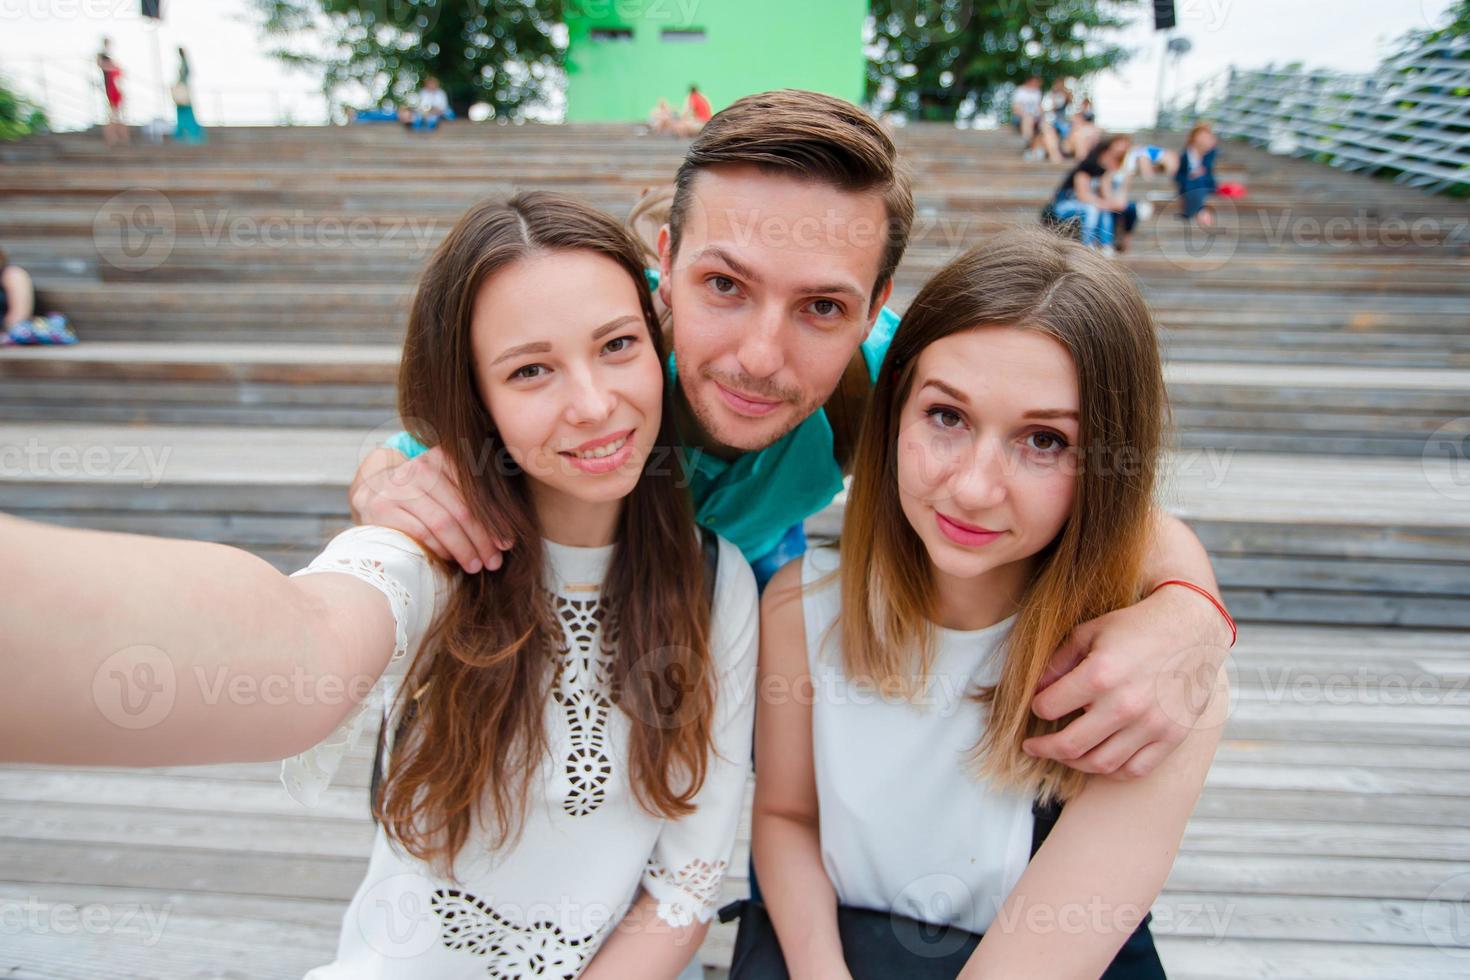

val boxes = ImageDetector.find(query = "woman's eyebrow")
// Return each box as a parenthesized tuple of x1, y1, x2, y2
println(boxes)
(490, 341, 551, 366)
(590, 315, 642, 340)
(920, 378, 969, 403)
(1023, 409, 1080, 421)
(491, 315, 643, 367)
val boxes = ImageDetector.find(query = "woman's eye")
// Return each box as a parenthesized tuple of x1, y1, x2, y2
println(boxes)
(510, 364, 545, 381)
(1027, 431, 1068, 452)
(925, 406, 965, 430)
(603, 335, 637, 355)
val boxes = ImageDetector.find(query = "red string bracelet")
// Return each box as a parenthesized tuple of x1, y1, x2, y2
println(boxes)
(1151, 579, 1237, 648)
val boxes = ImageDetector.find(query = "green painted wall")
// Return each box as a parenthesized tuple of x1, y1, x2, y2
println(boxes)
(564, 0, 868, 122)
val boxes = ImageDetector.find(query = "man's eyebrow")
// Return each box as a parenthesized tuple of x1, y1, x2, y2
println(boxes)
(694, 245, 865, 301)
(690, 245, 764, 285)
(490, 315, 643, 367)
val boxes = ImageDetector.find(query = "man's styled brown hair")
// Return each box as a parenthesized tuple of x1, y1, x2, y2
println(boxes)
(667, 89, 915, 310)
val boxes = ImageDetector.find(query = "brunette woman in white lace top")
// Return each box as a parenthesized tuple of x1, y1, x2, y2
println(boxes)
(0, 193, 758, 979)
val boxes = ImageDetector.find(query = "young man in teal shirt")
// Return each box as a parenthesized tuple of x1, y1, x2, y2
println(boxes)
(350, 89, 1233, 780)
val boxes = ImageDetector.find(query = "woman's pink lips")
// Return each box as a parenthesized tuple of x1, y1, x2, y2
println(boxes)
(936, 511, 1003, 547)
(714, 381, 781, 417)
(565, 428, 633, 454)
(562, 439, 635, 475)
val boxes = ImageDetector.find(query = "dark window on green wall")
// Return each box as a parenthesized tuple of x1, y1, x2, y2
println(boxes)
(661, 28, 707, 42)
(590, 28, 634, 42)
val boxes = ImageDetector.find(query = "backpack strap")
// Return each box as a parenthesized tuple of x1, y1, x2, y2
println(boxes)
(370, 528, 724, 825)
(823, 348, 873, 475)
(701, 524, 720, 610)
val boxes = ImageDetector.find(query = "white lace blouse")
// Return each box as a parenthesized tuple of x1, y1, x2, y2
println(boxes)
(280, 526, 759, 979)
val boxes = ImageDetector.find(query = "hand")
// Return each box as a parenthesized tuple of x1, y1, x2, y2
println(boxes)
(1023, 586, 1232, 779)
(347, 445, 510, 573)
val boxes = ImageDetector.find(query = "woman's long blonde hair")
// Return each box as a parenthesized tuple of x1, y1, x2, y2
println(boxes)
(838, 228, 1168, 804)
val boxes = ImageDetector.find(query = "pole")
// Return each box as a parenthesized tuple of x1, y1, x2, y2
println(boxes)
(1153, 29, 1172, 131)
(149, 19, 167, 126)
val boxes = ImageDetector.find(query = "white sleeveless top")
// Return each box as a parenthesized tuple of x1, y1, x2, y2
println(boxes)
(801, 546, 1035, 936)
(280, 526, 759, 979)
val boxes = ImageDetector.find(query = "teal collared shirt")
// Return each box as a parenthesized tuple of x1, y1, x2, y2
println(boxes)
(386, 297, 900, 565)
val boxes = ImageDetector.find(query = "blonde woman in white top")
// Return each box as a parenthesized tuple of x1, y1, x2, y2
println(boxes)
(747, 230, 1231, 979)
(1, 193, 758, 979)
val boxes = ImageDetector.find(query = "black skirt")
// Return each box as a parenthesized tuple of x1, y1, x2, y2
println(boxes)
(723, 797, 1166, 979)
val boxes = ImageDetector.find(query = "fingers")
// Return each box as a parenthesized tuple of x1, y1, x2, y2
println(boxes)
(354, 448, 511, 573)
(1035, 625, 1091, 694)
(1022, 706, 1117, 764)
(1031, 643, 1117, 722)
(410, 493, 489, 574)
(1106, 740, 1174, 781)
(380, 508, 453, 566)
(1072, 727, 1154, 777)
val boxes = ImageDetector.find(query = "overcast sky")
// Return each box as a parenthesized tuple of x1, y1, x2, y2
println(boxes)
(0, 0, 1456, 131)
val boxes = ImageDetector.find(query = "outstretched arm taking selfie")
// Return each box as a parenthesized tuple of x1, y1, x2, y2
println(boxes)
(0, 513, 423, 767)
(1027, 510, 1234, 779)
(960, 676, 1226, 979)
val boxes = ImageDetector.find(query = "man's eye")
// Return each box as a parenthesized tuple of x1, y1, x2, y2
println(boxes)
(709, 275, 736, 294)
(811, 299, 841, 317)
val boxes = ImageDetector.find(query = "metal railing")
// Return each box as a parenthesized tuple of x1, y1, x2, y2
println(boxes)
(4, 56, 331, 133)
(1165, 35, 1470, 195)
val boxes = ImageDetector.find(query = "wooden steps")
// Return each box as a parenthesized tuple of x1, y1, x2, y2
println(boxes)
(0, 624, 1464, 977)
(4, 346, 1463, 456)
(2, 423, 1465, 627)
(1, 121, 1467, 976)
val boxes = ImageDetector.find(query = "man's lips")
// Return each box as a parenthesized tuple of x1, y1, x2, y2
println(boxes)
(713, 380, 783, 417)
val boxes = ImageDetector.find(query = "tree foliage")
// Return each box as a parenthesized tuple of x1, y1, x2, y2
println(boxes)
(0, 76, 48, 140)
(252, 0, 565, 119)
(866, 0, 1141, 121)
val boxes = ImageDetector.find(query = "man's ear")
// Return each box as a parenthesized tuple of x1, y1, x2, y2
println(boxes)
(657, 224, 674, 310)
(862, 277, 896, 342)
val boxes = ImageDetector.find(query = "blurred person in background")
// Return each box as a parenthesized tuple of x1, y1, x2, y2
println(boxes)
(1048, 134, 1132, 252)
(401, 76, 453, 131)
(97, 38, 127, 145)
(1012, 76, 1061, 163)
(1177, 122, 1220, 227)
(172, 48, 207, 145)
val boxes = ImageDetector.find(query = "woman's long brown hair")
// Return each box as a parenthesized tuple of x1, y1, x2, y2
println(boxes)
(838, 228, 1167, 804)
(382, 192, 715, 877)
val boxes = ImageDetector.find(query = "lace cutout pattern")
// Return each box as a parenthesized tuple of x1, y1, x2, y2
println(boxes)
(551, 595, 619, 817)
(644, 857, 729, 927)
(281, 553, 415, 806)
(304, 555, 415, 662)
(431, 888, 602, 978)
